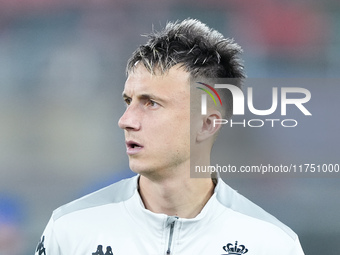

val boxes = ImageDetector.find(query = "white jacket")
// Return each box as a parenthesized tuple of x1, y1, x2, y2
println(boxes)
(35, 175, 305, 255)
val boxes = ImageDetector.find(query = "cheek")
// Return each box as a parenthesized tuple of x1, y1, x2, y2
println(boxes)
(159, 121, 190, 146)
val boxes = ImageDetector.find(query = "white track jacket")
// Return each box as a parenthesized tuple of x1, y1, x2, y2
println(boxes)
(35, 175, 305, 255)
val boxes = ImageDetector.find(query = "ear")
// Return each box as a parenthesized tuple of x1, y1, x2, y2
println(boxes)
(196, 110, 223, 142)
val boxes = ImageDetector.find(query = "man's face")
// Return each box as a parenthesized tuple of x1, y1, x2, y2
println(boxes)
(118, 64, 191, 178)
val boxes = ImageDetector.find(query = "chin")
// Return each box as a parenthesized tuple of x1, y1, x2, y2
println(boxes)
(129, 162, 151, 175)
(129, 162, 163, 179)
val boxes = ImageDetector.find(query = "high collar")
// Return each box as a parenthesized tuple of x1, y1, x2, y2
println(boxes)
(123, 175, 227, 236)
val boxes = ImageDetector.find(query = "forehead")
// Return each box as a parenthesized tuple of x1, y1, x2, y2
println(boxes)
(124, 64, 190, 97)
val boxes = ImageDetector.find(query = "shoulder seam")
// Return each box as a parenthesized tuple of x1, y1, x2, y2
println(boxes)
(52, 175, 138, 221)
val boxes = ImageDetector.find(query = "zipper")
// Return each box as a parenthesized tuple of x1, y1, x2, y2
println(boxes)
(166, 216, 178, 255)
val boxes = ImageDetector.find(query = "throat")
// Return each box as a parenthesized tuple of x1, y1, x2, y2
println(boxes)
(138, 175, 215, 218)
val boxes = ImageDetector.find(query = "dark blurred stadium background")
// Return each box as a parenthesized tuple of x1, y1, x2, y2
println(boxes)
(0, 0, 339, 254)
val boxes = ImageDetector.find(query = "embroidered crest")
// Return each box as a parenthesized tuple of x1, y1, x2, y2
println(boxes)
(222, 241, 248, 254)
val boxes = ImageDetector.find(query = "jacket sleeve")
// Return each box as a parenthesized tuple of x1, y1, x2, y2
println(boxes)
(35, 216, 61, 255)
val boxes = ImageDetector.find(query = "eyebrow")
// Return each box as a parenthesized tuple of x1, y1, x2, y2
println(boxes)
(122, 93, 166, 103)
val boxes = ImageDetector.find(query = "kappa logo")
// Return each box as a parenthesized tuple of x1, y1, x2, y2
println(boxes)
(222, 241, 248, 254)
(36, 236, 46, 255)
(92, 245, 114, 255)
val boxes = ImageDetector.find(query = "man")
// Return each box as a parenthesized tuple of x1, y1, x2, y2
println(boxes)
(35, 19, 305, 254)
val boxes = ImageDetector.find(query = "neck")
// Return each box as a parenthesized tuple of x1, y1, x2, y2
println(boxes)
(138, 167, 215, 219)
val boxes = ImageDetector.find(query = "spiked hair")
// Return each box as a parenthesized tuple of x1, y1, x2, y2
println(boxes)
(126, 19, 245, 80)
(126, 19, 245, 119)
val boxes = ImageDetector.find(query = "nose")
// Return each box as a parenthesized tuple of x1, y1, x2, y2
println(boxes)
(118, 105, 141, 131)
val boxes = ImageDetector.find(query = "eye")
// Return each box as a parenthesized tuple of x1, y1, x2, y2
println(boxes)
(149, 100, 157, 106)
(124, 97, 131, 106)
(146, 99, 160, 108)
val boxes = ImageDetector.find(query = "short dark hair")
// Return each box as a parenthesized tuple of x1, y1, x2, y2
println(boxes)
(126, 18, 245, 118)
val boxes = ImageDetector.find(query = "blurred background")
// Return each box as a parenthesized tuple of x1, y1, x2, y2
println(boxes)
(0, 0, 339, 254)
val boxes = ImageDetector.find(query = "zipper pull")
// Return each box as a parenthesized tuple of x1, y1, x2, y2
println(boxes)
(166, 216, 178, 255)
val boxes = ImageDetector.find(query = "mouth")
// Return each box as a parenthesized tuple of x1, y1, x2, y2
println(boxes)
(125, 140, 144, 155)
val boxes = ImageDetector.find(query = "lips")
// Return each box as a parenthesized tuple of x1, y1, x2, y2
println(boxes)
(125, 140, 144, 155)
